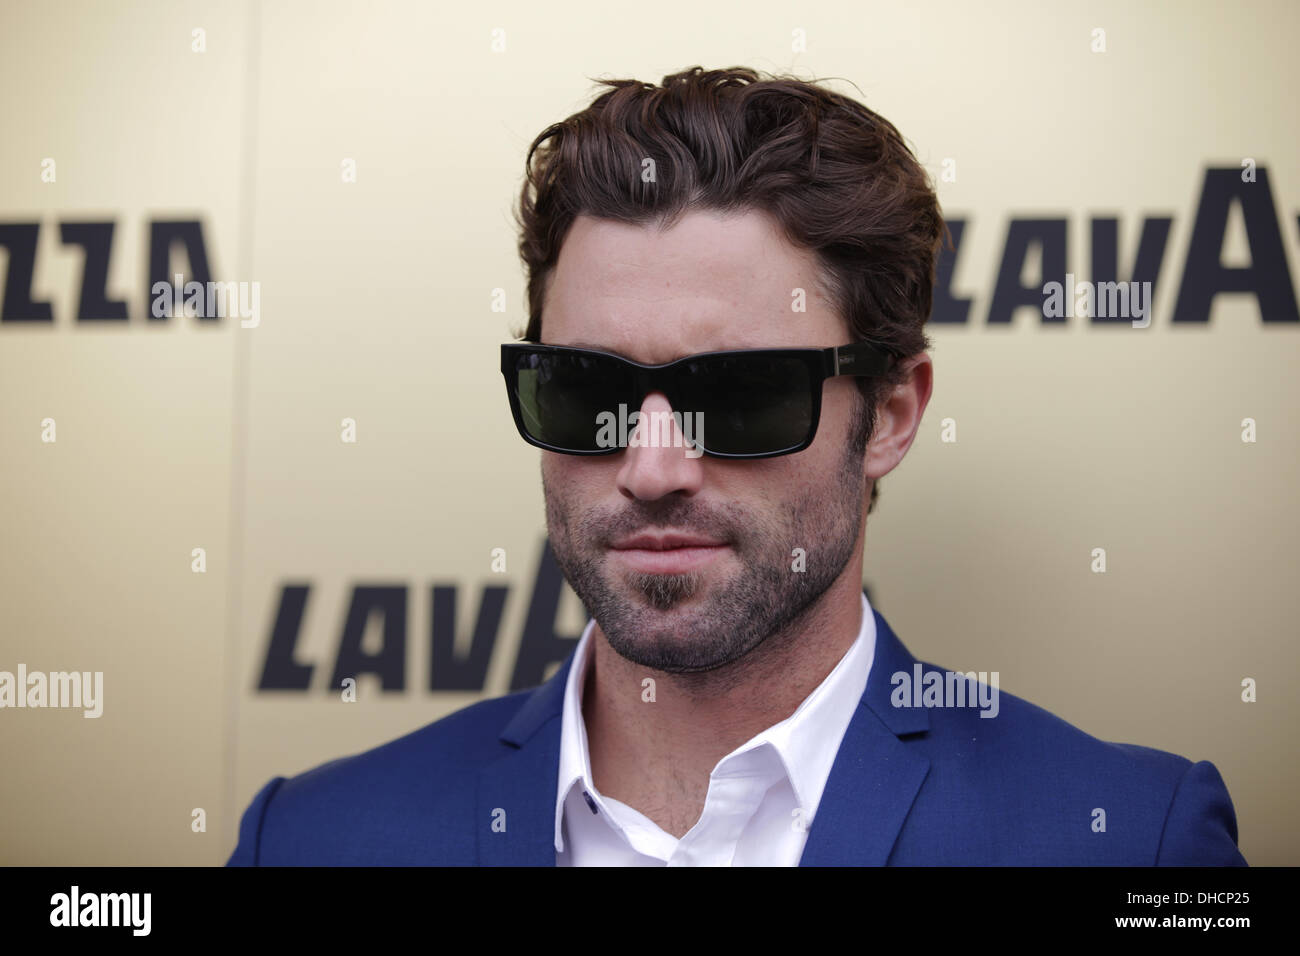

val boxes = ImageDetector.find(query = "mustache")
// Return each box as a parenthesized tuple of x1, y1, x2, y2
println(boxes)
(582, 501, 741, 547)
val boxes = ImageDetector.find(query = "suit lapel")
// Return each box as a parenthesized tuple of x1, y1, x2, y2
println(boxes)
(800, 608, 931, 866)
(475, 654, 573, 866)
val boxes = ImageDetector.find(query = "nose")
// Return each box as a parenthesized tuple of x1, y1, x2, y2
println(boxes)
(615, 391, 706, 501)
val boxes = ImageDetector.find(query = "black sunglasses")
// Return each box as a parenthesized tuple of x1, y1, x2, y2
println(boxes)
(500, 341, 894, 459)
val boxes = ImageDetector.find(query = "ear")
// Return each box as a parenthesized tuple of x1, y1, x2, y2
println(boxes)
(865, 354, 933, 482)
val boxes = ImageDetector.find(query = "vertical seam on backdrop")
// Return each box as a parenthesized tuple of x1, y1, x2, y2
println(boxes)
(223, 0, 262, 855)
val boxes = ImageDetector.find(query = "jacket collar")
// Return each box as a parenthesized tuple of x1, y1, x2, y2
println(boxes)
(797, 606, 931, 865)
(499, 654, 573, 748)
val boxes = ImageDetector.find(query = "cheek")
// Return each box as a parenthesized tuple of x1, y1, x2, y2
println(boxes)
(539, 455, 572, 518)
(540, 454, 609, 508)
(707, 459, 799, 511)
(818, 386, 856, 433)
(806, 388, 862, 455)
(800, 418, 847, 466)
(540, 452, 559, 486)
(541, 451, 583, 484)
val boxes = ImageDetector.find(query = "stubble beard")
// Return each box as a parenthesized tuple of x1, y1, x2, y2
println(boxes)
(543, 417, 868, 679)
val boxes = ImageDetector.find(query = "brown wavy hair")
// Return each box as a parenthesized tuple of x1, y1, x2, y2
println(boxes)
(514, 66, 945, 512)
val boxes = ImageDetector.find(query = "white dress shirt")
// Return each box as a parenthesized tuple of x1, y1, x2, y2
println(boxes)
(555, 591, 877, 866)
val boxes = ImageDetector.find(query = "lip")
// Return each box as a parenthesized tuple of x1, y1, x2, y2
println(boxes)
(608, 532, 729, 574)
(610, 532, 726, 550)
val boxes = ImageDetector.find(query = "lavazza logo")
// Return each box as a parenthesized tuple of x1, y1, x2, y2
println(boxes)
(0, 167, 1295, 327)
(2, 166, 1295, 702)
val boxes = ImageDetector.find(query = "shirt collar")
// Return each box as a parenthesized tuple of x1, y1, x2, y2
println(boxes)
(554, 622, 597, 852)
(554, 591, 877, 852)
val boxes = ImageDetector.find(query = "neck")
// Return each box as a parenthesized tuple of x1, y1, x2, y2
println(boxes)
(581, 569, 865, 837)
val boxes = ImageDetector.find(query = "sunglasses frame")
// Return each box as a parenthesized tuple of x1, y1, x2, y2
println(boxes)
(500, 340, 895, 460)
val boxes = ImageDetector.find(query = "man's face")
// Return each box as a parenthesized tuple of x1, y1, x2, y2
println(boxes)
(539, 208, 870, 674)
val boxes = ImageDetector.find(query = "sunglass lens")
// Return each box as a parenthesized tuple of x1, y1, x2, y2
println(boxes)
(513, 350, 624, 451)
(675, 354, 813, 455)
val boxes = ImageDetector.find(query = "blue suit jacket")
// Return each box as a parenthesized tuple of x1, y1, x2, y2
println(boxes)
(227, 607, 1247, 865)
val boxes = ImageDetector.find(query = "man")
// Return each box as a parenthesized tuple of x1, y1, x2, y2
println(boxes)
(228, 66, 1246, 866)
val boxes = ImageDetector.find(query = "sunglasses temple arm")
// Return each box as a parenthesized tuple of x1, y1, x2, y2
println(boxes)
(829, 342, 892, 377)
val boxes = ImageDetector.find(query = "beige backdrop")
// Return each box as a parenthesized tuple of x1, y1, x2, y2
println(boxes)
(1, 0, 1296, 865)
